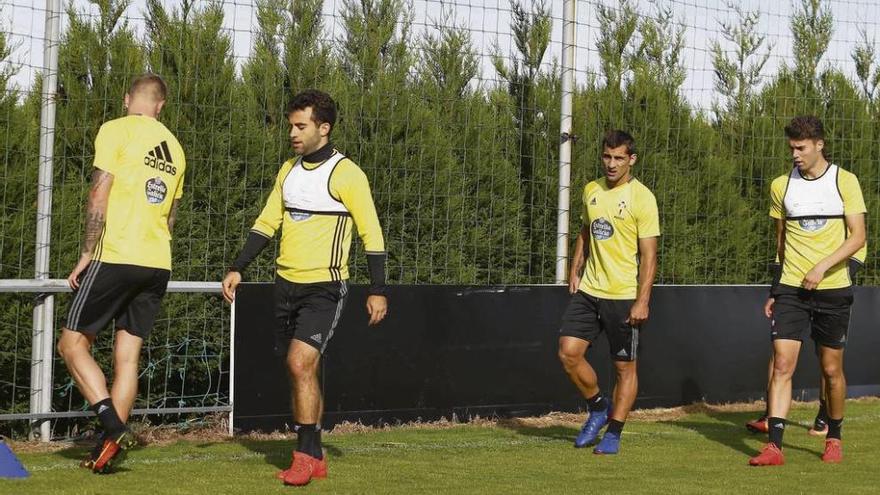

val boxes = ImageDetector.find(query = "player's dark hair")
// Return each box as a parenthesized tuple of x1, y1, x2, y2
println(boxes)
(602, 130, 636, 155)
(286, 90, 337, 134)
(784, 115, 825, 141)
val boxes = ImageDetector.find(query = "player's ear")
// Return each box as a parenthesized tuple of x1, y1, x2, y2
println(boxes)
(319, 122, 331, 138)
(629, 154, 638, 165)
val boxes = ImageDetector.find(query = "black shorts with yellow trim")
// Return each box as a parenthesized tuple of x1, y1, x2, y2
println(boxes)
(274, 276, 349, 355)
(65, 261, 171, 339)
(770, 284, 853, 349)
(559, 291, 639, 361)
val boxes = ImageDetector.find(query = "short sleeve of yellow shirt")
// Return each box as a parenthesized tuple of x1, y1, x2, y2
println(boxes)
(93, 122, 124, 176)
(634, 188, 660, 238)
(769, 176, 787, 220)
(839, 170, 867, 215)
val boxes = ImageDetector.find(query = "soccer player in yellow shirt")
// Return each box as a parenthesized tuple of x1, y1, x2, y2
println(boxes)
(557, 130, 659, 455)
(749, 116, 866, 466)
(222, 90, 387, 486)
(746, 250, 865, 437)
(56, 74, 186, 473)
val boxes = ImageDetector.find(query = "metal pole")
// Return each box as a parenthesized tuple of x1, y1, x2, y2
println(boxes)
(228, 300, 236, 436)
(556, 0, 576, 284)
(32, 0, 62, 442)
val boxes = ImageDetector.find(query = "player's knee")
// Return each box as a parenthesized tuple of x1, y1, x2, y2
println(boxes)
(57, 331, 85, 359)
(616, 363, 637, 379)
(821, 362, 844, 381)
(288, 355, 319, 379)
(113, 351, 140, 372)
(771, 358, 796, 377)
(557, 348, 582, 370)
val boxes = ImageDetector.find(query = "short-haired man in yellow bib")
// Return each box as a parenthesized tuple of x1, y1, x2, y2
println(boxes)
(749, 116, 866, 467)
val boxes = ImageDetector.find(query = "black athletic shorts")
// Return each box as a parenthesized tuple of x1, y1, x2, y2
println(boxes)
(771, 285, 853, 349)
(274, 277, 349, 354)
(65, 261, 171, 339)
(559, 291, 639, 361)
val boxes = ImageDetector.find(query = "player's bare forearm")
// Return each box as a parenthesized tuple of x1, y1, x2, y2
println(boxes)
(569, 226, 588, 278)
(814, 213, 866, 273)
(81, 169, 113, 258)
(635, 236, 658, 305)
(167, 199, 180, 232)
(774, 219, 785, 265)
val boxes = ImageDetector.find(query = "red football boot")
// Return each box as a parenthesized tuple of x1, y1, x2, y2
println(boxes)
(821, 439, 842, 463)
(745, 416, 769, 434)
(281, 451, 327, 486)
(749, 443, 785, 466)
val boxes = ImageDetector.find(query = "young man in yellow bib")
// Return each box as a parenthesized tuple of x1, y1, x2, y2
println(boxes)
(558, 130, 659, 455)
(749, 116, 866, 466)
(222, 90, 387, 486)
(56, 74, 186, 473)
(746, 249, 865, 437)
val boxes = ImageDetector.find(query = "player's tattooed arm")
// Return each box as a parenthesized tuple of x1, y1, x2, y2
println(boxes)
(81, 169, 114, 257)
(167, 199, 181, 232)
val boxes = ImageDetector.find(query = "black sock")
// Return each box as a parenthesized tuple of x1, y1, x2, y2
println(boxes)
(817, 399, 829, 423)
(607, 419, 624, 435)
(295, 424, 323, 460)
(92, 398, 125, 436)
(827, 418, 843, 440)
(768, 417, 785, 449)
(586, 392, 608, 412)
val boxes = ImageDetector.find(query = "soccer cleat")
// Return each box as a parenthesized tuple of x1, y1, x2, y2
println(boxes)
(749, 443, 785, 466)
(821, 439, 842, 463)
(574, 404, 610, 448)
(79, 433, 106, 470)
(91, 429, 138, 474)
(745, 416, 769, 434)
(281, 451, 327, 486)
(593, 431, 621, 455)
(808, 417, 829, 437)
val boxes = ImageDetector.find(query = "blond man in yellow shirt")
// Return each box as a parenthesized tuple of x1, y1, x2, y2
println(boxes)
(56, 74, 185, 473)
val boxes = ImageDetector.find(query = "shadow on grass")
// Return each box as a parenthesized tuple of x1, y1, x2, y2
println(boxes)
(495, 417, 579, 444)
(661, 405, 818, 458)
(236, 439, 344, 471)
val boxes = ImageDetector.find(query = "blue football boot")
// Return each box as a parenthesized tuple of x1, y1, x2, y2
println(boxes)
(574, 404, 610, 448)
(593, 431, 621, 455)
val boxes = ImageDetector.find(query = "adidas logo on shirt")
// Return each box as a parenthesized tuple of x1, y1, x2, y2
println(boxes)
(311, 333, 323, 344)
(143, 140, 178, 176)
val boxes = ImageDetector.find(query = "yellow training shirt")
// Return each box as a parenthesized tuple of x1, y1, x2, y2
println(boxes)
(93, 115, 186, 270)
(251, 150, 385, 283)
(769, 164, 866, 290)
(579, 178, 660, 299)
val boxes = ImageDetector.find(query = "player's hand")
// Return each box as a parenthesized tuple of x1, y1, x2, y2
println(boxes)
(802, 264, 827, 290)
(366, 295, 387, 326)
(764, 297, 775, 318)
(568, 273, 580, 294)
(67, 255, 92, 290)
(627, 299, 649, 326)
(222, 271, 242, 304)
